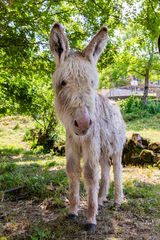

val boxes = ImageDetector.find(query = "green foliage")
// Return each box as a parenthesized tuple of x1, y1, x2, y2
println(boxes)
(0, 0, 126, 118)
(119, 96, 160, 121)
(99, 0, 160, 93)
(0, 0, 160, 150)
(19, 86, 62, 153)
(24, 105, 64, 154)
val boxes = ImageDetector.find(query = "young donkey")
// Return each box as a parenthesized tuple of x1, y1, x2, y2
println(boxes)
(49, 23, 126, 231)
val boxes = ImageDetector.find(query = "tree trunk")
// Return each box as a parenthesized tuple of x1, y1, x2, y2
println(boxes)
(142, 68, 149, 106)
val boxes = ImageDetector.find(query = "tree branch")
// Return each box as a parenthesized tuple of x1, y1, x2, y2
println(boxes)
(129, 69, 145, 77)
(0, 41, 46, 48)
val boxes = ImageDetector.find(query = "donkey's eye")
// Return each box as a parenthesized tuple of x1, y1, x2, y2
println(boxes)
(61, 80, 67, 87)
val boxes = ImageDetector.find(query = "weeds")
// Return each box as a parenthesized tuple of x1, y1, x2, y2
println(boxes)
(30, 225, 52, 240)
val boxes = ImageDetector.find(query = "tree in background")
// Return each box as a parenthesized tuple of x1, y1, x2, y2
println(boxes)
(0, 0, 125, 115)
(0, 0, 160, 120)
(0, 0, 125, 151)
(123, 23, 160, 105)
(99, 0, 160, 105)
(132, 0, 160, 105)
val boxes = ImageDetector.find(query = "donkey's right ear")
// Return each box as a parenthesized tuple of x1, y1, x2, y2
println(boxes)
(49, 23, 69, 67)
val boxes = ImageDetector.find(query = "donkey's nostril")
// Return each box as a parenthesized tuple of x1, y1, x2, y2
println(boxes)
(90, 119, 92, 126)
(74, 120, 79, 127)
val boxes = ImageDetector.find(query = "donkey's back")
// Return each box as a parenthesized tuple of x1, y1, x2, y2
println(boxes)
(96, 94, 126, 157)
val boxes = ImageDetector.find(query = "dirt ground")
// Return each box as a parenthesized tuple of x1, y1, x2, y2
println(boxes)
(0, 168, 160, 240)
(0, 198, 159, 240)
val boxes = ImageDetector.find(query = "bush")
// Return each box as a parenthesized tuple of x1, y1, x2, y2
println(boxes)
(25, 126, 65, 155)
(119, 96, 160, 121)
(24, 96, 65, 154)
(22, 86, 66, 154)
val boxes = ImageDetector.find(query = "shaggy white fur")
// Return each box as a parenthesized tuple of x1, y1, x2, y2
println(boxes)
(49, 23, 126, 225)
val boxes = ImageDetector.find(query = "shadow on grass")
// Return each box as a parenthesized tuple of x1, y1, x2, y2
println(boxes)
(1, 181, 159, 240)
(0, 162, 160, 239)
(0, 146, 33, 155)
(40, 180, 160, 240)
(0, 146, 51, 163)
(0, 159, 67, 201)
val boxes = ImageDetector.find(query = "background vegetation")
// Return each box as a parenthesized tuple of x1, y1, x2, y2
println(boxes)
(0, 1, 160, 239)
(1, 0, 160, 151)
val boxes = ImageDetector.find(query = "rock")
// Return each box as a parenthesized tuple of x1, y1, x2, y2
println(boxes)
(141, 138, 150, 148)
(156, 160, 160, 169)
(154, 153, 160, 169)
(122, 133, 159, 167)
(130, 156, 141, 166)
(148, 142, 160, 153)
(139, 149, 155, 165)
(131, 133, 142, 142)
(122, 139, 144, 166)
(131, 133, 150, 148)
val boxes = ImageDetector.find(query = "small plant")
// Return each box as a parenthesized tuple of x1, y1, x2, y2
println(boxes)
(30, 225, 52, 240)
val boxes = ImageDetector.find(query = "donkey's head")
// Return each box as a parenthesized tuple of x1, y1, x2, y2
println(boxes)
(49, 23, 108, 136)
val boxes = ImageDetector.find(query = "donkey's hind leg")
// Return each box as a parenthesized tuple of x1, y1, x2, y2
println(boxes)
(112, 152, 123, 206)
(98, 158, 110, 206)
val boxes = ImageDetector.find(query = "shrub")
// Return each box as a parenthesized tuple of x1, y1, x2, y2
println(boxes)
(119, 96, 160, 121)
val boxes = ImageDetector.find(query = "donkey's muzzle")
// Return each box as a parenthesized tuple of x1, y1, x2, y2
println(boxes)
(73, 107, 92, 135)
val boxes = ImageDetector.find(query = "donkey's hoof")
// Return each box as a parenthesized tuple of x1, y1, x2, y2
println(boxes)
(68, 213, 78, 220)
(98, 204, 103, 211)
(114, 203, 121, 210)
(103, 198, 109, 203)
(84, 223, 96, 233)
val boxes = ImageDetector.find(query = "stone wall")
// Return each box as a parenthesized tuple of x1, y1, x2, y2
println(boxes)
(122, 133, 160, 168)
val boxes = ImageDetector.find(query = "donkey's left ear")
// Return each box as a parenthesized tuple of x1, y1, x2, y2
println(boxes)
(83, 26, 108, 64)
(49, 23, 69, 67)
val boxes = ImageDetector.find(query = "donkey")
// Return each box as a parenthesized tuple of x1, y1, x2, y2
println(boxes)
(49, 23, 126, 232)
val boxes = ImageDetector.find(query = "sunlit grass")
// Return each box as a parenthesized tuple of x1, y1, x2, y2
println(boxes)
(14, 156, 65, 166)
(0, 116, 34, 149)
(127, 128, 160, 142)
(126, 114, 160, 142)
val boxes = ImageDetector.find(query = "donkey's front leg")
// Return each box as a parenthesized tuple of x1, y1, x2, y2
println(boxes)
(66, 137, 81, 218)
(83, 160, 99, 230)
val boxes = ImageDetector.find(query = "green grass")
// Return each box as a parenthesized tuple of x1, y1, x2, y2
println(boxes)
(0, 115, 33, 150)
(0, 115, 160, 239)
(0, 157, 67, 200)
(0, 114, 159, 201)
(126, 114, 160, 142)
